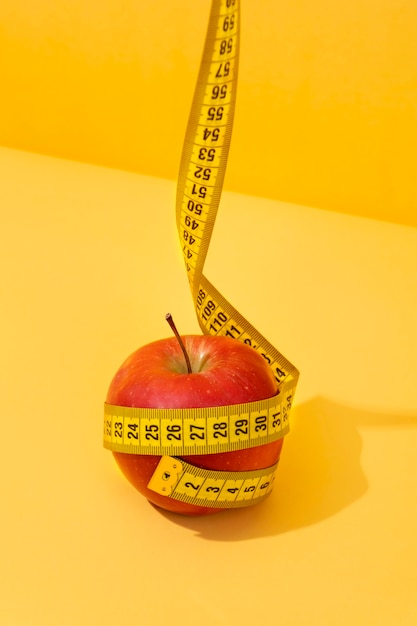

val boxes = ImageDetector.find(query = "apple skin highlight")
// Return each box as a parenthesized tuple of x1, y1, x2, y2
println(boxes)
(106, 335, 283, 515)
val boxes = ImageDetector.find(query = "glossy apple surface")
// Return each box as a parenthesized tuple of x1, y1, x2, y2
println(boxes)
(106, 334, 283, 515)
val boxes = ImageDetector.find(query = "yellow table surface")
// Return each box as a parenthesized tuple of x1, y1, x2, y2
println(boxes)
(1, 146, 416, 626)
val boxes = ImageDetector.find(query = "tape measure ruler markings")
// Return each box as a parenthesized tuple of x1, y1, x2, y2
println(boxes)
(176, 0, 239, 295)
(147, 456, 278, 509)
(104, 392, 291, 456)
(104, 0, 299, 508)
(176, 0, 298, 389)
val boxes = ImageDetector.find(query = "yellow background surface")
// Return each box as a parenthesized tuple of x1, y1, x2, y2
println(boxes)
(1, 146, 417, 626)
(1, 0, 417, 227)
(1, 2, 417, 624)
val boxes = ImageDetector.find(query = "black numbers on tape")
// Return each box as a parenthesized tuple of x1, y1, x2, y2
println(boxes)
(183, 231, 196, 246)
(183, 245, 193, 260)
(255, 415, 267, 432)
(202, 299, 216, 319)
(209, 311, 228, 332)
(225, 325, 241, 339)
(198, 147, 216, 162)
(211, 84, 228, 99)
(198, 300, 230, 332)
(114, 422, 122, 438)
(215, 62, 230, 79)
(184, 482, 200, 491)
(219, 38, 233, 55)
(145, 424, 159, 441)
(166, 424, 182, 441)
(196, 288, 207, 307)
(282, 396, 292, 422)
(272, 412, 281, 428)
(207, 106, 224, 121)
(222, 14, 235, 32)
(185, 215, 199, 230)
(282, 404, 290, 426)
(194, 166, 212, 182)
(275, 367, 286, 379)
(189, 424, 205, 440)
(190, 184, 207, 199)
(213, 422, 228, 438)
(127, 423, 139, 440)
(203, 128, 220, 142)
(187, 199, 203, 214)
(234, 418, 248, 436)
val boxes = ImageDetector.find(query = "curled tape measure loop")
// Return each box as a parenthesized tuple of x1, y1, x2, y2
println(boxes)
(147, 456, 279, 508)
(176, 0, 299, 389)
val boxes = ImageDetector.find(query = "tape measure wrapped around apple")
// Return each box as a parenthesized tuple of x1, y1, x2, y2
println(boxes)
(105, 315, 294, 515)
(103, 0, 299, 515)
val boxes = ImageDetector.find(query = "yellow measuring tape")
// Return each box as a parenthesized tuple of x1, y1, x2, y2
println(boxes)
(104, 0, 299, 509)
(147, 456, 278, 509)
(104, 393, 291, 456)
(175, 0, 298, 389)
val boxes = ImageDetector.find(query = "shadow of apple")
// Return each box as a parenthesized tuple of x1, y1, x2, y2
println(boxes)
(152, 396, 378, 539)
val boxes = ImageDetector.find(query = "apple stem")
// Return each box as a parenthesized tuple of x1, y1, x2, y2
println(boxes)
(165, 313, 193, 374)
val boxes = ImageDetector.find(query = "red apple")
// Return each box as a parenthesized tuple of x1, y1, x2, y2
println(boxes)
(106, 332, 283, 515)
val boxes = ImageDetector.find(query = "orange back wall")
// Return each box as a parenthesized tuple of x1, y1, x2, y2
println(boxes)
(1, 1, 416, 227)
